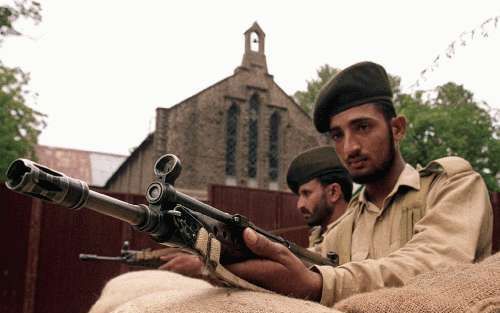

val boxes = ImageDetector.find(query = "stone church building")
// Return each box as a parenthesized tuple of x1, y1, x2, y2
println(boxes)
(105, 23, 328, 200)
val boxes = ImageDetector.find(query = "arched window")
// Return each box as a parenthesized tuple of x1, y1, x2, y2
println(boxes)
(225, 103, 239, 176)
(250, 32, 260, 52)
(268, 111, 280, 181)
(248, 95, 259, 178)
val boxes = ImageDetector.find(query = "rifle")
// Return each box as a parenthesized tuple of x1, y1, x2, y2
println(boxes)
(5, 154, 338, 267)
(79, 241, 185, 268)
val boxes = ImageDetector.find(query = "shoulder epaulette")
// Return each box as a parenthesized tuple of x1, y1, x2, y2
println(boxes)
(419, 156, 472, 177)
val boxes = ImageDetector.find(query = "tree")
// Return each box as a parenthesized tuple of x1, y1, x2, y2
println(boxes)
(0, 1, 44, 180)
(293, 64, 339, 115)
(0, 66, 45, 177)
(0, 0, 41, 39)
(398, 83, 500, 191)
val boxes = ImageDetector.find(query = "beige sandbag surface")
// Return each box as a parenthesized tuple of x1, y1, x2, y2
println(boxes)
(89, 253, 500, 313)
(88, 270, 343, 313)
(334, 252, 500, 313)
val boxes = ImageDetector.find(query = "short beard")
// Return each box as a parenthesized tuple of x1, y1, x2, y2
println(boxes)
(351, 129, 396, 184)
(306, 193, 333, 227)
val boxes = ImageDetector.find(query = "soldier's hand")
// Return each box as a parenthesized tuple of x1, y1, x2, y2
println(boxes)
(159, 252, 204, 278)
(227, 228, 322, 301)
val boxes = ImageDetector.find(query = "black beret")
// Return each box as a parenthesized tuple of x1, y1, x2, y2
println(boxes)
(313, 61, 393, 133)
(286, 146, 350, 194)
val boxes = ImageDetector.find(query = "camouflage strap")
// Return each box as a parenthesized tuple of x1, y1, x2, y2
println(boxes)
(193, 227, 270, 292)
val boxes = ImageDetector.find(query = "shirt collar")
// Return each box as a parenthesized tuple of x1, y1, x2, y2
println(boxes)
(323, 207, 356, 234)
(357, 163, 420, 206)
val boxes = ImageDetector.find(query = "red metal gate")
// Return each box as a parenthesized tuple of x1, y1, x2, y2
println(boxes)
(1, 183, 499, 313)
(0, 184, 307, 313)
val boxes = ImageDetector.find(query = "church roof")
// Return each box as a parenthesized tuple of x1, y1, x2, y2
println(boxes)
(104, 133, 153, 188)
(244, 22, 265, 35)
(35, 145, 127, 187)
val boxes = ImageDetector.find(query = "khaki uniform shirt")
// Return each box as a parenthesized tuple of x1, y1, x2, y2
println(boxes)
(311, 157, 493, 307)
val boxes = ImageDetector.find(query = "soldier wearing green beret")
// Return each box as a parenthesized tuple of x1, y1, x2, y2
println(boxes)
(286, 146, 352, 251)
(221, 61, 492, 305)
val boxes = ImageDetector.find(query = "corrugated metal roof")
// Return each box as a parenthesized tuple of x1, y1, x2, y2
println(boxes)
(35, 145, 127, 187)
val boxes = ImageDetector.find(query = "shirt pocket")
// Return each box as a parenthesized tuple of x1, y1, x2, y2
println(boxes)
(389, 205, 423, 252)
(399, 206, 425, 247)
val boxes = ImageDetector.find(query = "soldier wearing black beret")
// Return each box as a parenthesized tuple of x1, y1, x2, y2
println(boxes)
(286, 146, 352, 196)
(286, 146, 352, 248)
(313, 61, 394, 134)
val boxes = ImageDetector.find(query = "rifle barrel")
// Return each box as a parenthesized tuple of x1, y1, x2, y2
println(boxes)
(5, 158, 147, 226)
(85, 191, 147, 225)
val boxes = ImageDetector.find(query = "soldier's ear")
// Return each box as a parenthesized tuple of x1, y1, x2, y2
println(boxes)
(326, 183, 341, 203)
(390, 115, 406, 143)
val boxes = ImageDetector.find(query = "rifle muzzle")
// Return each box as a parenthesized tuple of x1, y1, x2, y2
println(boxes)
(6, 159, 89, 210)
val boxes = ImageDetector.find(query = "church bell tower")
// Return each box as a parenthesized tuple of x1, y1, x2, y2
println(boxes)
(236, 22, 268, 74)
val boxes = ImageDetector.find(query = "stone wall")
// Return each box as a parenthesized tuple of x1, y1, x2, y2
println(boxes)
(105, 23, 330, 199)
(148, 69, 327, 195)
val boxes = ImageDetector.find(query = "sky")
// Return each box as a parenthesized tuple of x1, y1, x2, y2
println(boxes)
(1, 0, 499, 156)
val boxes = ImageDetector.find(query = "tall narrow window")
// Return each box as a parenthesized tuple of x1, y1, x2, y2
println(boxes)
(248, 95, 259, 178)
(269, 111, 280, 180)
(225, 104, 239, 176)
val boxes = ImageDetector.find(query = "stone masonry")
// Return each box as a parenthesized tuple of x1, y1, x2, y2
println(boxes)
(106, 22, 329, 200)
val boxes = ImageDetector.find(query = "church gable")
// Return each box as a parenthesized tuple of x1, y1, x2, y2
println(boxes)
(107, 23, 327, 198)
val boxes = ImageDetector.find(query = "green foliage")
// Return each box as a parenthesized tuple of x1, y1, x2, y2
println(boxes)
(398, 83, 500, 191)
(0, 0, 41, 39)
(294, 64, 500, 191)
(293, 64, 339, 115)
(0, 1, 44, 180)
(0, 65, 45, 179)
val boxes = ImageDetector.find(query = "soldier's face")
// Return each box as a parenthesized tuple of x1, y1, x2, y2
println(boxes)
(328, 103, 396, 184)
(297, 179, 333, 227)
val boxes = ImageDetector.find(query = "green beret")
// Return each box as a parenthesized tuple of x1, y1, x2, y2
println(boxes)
(313, 61, 393, 133)
(286, 146, 351, 194)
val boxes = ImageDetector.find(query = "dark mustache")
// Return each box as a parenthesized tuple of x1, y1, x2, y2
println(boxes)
(347, 155, 367, 163)
(300, 207, 310, 215)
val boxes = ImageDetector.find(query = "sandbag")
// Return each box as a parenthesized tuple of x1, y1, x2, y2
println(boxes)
(88, 270, 343, 313)
(334, 252, 500, 313)
(89, 253, 500, 313)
